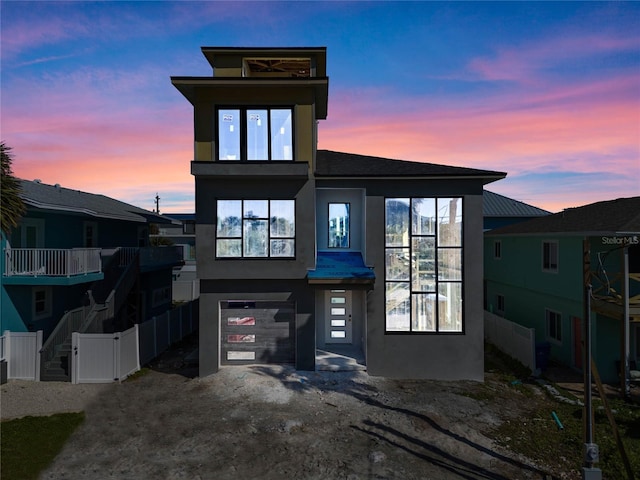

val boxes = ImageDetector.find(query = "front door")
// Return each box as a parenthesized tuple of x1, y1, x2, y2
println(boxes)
(325, 290, 352, 344)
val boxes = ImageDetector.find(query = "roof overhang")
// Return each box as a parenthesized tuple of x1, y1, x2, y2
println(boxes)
(171, 77, 329, 119)
(307, 252, 375, 286)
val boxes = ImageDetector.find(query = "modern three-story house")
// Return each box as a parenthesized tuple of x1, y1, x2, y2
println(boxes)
(172, 47, 506, 379)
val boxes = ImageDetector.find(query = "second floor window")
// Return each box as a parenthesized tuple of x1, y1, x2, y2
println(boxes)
(328, 203, 350, 248)
(218, 108, 293, 161)
(216, 199, 295, 258)
(494, 240, 501, 259)
(542, 240, 558, 272)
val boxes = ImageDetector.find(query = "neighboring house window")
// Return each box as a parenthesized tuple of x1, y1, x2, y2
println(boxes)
(328, 203, 350, 248)
(33, 287, 52, 320)
(494, 240, 502, 260)
(138, 227, 149, 247)
(152, 287, 171, 307)
(496, 294, 505, 316)
(385, 197, 463, 333)
(84, 222, 98, 248)
(546, 309, 562, 343)
(183, 222, 195, 235)
(216, 199, 295, 258)
(217, 107, 293, 161)
(542, 240, 558, 272)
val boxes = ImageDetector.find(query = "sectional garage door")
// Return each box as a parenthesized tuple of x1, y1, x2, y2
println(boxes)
(220, 300, 295, 365)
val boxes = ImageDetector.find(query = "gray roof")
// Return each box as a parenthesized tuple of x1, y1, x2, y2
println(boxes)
(483, 190, 550, 217)
(486, 196, 640, 236)
(19, 180, 177, 225)
(315, 150, 505, 182)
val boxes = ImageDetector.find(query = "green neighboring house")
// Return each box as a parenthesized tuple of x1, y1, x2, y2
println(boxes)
(482, 190, 550, 231)
(484, 196, 640, 384)
(1, 180, 184, 381)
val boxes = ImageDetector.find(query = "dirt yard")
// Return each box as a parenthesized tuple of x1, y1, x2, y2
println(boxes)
(22, 336, 558, 480)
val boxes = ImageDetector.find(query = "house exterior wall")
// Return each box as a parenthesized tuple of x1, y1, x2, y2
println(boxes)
(199, 279, 315, 375)
(9, 211, 143, 249)
(365, 192, 485, 380)
(192, 89, 316, 165)
(178, 47, 496, 380)
(195, 176, 316, 280)
(484, 233, 635, 382)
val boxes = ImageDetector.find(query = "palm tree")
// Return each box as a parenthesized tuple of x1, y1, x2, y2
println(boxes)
(1, 142, 26, 236)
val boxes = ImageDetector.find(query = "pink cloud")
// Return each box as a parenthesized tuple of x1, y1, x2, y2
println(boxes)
(468, 32, 640, 84)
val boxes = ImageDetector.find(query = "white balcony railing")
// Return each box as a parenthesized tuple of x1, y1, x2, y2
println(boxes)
(4, 248, 102, 277)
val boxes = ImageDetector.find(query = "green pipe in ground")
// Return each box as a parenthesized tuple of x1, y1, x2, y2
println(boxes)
(551, 411, 564, 430)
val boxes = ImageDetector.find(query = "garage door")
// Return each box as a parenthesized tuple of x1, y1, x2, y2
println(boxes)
(220, 300, 295, 365)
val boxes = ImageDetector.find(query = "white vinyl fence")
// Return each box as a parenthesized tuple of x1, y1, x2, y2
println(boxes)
(172, 280, 200, 302)
(2, 300, 198, 384)
(0, 330, 43, 380)
(72, 300, 198, 384)
(484, 310, 536, 372)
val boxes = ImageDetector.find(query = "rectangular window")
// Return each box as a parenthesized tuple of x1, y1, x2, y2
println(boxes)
(328, 203, 350, 248)
(33, 287, 52, 320)
(496, 294, 505, 315)
(217, 199, 295, 258)
(385, 197, 463, 333)
(217, 107, 293, 161)
(152, 287, 171, 307)
(494, 240, 501, 260)
(546, 309, 562, 343)
(84, 221, 98, 248)
(542, 241, 558, 272)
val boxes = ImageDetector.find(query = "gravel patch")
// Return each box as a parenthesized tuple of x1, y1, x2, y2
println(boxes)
(1, 380, 112, 420)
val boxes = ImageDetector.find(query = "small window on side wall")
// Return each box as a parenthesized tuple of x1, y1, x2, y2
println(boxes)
(546, 309, 562, 343)
(542, 241, 558, 272)
(33, 287, 52, 320)
(494, 240, 502, 259)
(328, 203, 350, 248)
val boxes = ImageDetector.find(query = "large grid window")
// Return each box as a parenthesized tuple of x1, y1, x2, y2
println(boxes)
(385, 197, 463, 333)
(218, 108, 293, 161)
(217, 200, 295, 258)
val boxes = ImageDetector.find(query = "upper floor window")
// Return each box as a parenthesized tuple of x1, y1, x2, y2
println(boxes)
(328, 203, 350, 248)
(84, 221, 98, 248)
(218, 108, 293, 161)
(494, 240, 502, 260)
(216, 199, 295, 258)
(542, 240, 558, 272)
(385, 197, 463, 333)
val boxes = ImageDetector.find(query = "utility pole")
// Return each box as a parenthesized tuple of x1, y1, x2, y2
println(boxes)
(155, 193, 160, 215)
(582, 239, 601, 480)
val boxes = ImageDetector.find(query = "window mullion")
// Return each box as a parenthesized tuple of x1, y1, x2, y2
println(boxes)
(267, 109, 272, 161)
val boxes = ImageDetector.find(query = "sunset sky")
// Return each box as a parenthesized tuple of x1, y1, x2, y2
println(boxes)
(1, 1, 638, 214)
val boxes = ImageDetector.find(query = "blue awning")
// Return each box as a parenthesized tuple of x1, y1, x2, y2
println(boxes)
(307, 251, 375, 285)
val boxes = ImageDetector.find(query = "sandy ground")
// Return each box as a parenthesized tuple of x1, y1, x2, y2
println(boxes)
(1, 338, 557, 480)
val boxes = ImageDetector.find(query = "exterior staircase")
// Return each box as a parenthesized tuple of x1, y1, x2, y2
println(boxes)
(40, 248, 139, 382)
(42, 340, 72, 382)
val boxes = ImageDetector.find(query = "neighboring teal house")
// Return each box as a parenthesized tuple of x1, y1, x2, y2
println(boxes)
(484, 196, 640, 384)
(1, 180, 183, 380)
(482, 190, 550, 231)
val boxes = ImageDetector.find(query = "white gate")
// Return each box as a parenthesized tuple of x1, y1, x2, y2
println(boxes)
(0, 330, 42, 380)
(71, 327, 140, 384)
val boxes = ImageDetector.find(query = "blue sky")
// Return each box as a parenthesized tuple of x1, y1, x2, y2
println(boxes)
(2, 1, 638, 213)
